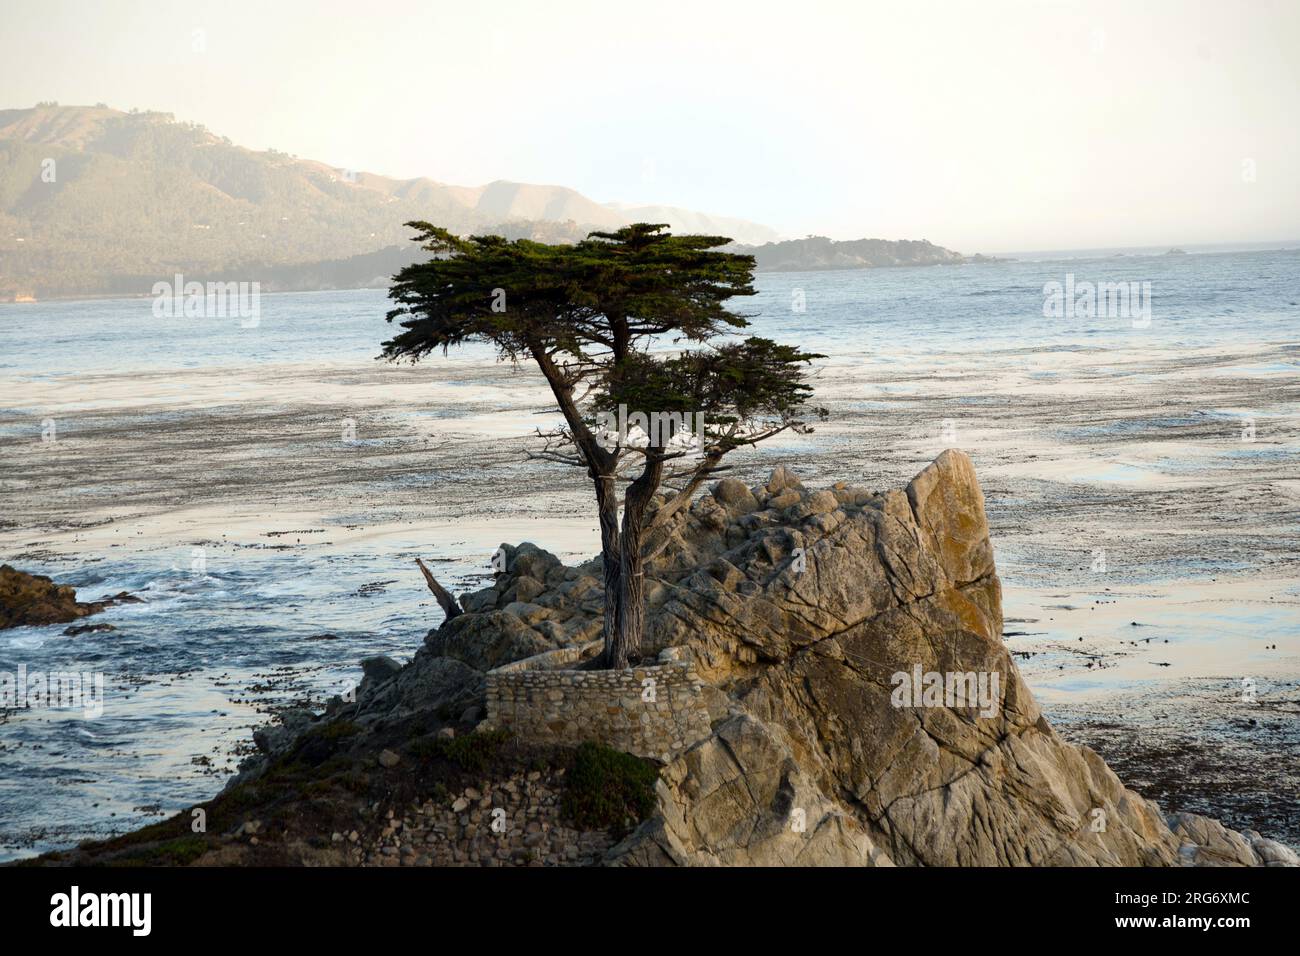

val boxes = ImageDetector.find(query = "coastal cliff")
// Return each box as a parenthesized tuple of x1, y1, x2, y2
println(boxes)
(29, 452, 1297, 867)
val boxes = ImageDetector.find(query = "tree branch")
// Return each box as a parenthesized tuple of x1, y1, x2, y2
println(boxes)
(415, 558, 462, 621)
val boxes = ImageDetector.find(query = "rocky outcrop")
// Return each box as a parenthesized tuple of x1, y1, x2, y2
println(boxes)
(0, 564, 138, 630)
(233, 451, 1294, 867)
(731, 235, 999, 272)
(1169, 812, 1300, 867)
(596, 450, 1185, 865)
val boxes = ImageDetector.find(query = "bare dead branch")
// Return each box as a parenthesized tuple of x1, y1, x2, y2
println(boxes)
(415, 557, 462, 621)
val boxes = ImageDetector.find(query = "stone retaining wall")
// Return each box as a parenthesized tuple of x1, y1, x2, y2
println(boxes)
(485, 649, 712, 763)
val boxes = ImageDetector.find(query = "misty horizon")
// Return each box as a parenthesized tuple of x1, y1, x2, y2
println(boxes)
(2, 0, 1297, 254)
(5, 98, 1298, 261)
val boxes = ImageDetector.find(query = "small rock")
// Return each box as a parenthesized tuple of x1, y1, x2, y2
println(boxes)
(712, 477, 758, 514)
(360, 656, 403, 682)
(62, 623, 116, 636)
(768, 490, 803, 511)
(765, 464, 804, 495)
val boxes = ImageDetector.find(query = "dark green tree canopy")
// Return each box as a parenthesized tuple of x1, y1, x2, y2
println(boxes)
(384, 225, 581, 361)
(596, 338, 825, 453)
(384, 222, 757, 367)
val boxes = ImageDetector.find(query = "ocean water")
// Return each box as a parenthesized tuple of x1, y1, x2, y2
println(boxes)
(1, 246, 1298, 860)
(1, 248, 1298, 378)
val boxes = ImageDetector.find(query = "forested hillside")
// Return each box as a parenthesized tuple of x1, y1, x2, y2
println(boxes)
(0, 105, 769, 298)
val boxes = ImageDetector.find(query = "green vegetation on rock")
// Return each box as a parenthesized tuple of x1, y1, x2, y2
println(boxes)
(411, 728, 512, 773)
(561, 742, 658, 832)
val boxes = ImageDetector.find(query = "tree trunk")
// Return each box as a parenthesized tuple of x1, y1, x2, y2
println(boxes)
(649, 450, 723, 529)
(609, 455, 663, 669)
(594, 472, 622, 665)
(526, 342, 627, 664)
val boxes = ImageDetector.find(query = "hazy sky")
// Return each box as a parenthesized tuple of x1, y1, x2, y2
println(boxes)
(3, 0, 1297, 252)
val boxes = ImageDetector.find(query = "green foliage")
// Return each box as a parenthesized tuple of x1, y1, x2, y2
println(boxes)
(222, 784, 264, 809)
(385, 225, 579, 362)
(315, 719, 360, 741)
(561, 742, 659, 832)
(117, 836, 211, 867)
(411, 727, 512, 773)
(384, 222, 756, 365)
(385, 222, 823, 450)
(598, 337, 828, 441)
(738, 234, 966, 271)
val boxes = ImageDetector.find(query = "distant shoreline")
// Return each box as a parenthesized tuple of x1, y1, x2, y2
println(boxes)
(7, 241, 1300, 306)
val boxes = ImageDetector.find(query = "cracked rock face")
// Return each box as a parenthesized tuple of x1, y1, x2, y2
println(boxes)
(318, 450, 1291, 867)
(606, 714, 893, 867)
(599, 450, 1291, 867)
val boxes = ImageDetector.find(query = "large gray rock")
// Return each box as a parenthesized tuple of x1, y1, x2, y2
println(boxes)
(261, 450, 1293, 868)
(601, 450, 1289, 867)
(1169, 812, 1300, 867)
(353, 651, 484, 722)
(711, 478, 758, 517)
(765, 464, 804, 496)
(252, 709, 315, 758)
(426, 609, 554, 670)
